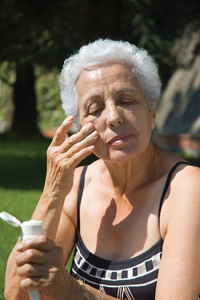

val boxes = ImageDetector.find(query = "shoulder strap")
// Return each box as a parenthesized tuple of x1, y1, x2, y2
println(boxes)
(158, 161, 191, 221)
(77, 166, 88, 231)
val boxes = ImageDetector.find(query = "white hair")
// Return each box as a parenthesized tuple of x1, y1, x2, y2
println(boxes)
(59, 39, 161, 130)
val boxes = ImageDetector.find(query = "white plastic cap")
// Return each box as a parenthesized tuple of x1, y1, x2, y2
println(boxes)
(21, 220, 45, 237)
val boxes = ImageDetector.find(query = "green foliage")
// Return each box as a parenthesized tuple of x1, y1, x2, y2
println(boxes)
(121, 0, 173, 67)
(0, 62, 15, 133)
(1, 0, 198, 137)
(0, 0, 81, 67)
(36, 68, 66, 130)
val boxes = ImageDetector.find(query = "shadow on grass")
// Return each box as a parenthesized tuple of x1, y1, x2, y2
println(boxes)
(0, 138, 199, 191)
(0, 139, 98, 190)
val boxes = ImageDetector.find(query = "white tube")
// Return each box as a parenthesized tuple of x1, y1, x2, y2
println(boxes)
(21, 221, 45, 300)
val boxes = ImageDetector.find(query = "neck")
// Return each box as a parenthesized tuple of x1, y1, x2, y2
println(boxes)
(103, 142, 159, 197)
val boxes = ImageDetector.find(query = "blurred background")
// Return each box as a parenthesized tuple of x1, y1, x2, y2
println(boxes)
(0, 0, 200, 299)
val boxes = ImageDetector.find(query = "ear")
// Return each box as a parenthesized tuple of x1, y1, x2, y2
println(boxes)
(151, 108, 156, 130)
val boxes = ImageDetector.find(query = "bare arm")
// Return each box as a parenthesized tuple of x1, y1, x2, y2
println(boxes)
(31, 117, 98, 239)
(6, 121, 200, 300)
(4, 116, 99, 300)
(156, 166, 200, 300)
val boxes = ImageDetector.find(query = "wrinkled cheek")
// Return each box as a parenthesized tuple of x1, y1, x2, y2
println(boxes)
(92, 134, 106, 158)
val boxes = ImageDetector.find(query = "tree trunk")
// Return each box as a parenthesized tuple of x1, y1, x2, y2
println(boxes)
(10, 62, 41, 138)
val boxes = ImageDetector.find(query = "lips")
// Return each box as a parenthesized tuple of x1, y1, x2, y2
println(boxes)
(107, 133, 133, 145)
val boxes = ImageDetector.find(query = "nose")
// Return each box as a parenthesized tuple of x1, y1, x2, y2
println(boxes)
(106, 101, 123, 127)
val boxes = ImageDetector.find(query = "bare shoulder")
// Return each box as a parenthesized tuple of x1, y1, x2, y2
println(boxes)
(83, 159, 103, 182)
(171, 163, 200, 197)
(156, 162, 200, 298)
(161, 162, 200, 238)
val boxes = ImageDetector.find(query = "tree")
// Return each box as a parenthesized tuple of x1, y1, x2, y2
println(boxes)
(1, 0, 197, 138)
(0, 0, 81, 138)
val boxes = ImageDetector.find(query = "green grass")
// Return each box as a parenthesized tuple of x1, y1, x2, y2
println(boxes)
(0, 139, 199, 299)
(0, 138, 97, 299)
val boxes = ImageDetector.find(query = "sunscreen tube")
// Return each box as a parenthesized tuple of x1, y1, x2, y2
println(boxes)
(21, 220, 45, 300)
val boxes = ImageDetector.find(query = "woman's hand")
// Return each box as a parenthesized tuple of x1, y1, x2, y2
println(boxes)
(44, 116, 99, 200)
(16, 236, 77, 300)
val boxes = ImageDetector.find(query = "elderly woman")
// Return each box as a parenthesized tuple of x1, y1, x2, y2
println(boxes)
(5, 39, 200, 300)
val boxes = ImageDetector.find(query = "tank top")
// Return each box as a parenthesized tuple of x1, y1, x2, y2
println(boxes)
(70, 162, 198, 300)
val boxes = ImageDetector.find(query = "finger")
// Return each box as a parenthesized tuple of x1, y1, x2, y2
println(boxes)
(17, 263, 47, 278)
(60, 123, 97, 153)
(20, 274, 56, 290)
(16, 236, 55, 253)
(16, 248, 48, 266)
(64, 145, 96, 170)
(20, 277, 42, 291)
(59, 123, 95, 153)
(51, 116, 74, 146)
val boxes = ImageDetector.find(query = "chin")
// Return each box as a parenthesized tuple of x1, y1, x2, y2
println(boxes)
(97, 148, 139, 164)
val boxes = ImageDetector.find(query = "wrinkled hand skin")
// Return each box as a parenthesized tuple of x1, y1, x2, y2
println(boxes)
(13, 117, 99, 300)
(16, 236, 77, 300)
(43, 116, 99, 200)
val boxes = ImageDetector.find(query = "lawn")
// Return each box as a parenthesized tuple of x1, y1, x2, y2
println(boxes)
(0, 138, 199, 299)
(0, 137, 97, 299)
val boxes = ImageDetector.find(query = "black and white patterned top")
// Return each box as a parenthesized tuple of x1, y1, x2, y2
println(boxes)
(70, 162, 199, 299)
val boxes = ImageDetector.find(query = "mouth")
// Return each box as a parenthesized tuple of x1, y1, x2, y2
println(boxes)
(107, 134, 133, 146)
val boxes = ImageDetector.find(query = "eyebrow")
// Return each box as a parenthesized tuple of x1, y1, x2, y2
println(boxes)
(113, 87, 136, 95)
(87, 95, 102, 101)
(83, 87, 137, 109)
(86, 87, 136, 101)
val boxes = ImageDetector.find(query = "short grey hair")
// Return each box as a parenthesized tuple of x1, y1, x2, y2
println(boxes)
(59, 39, 161, 130)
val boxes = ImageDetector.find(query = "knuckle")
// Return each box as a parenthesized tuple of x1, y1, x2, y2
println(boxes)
(55, 126, 62, 137)
(47, 148, 57, 159)
(46, 147, 52, 156)
(25, 249, 35, 260)
(73, 152, 79, 160)
(24, 263, 32, 273)
(71, 143, 78, 152)
(67, 135, 74, 146)
(21, 278, 33, 290)
(38, 235, 47, 244)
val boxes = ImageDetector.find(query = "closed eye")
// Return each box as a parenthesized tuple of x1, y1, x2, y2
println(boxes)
(119, 98, 135, 106)
(120, 100, 133, 105)
(88, 104, 103, 116)
(89, 108, 103, 116)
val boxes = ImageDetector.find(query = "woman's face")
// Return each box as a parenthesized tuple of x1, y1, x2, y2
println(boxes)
(76, 64, 156, 163)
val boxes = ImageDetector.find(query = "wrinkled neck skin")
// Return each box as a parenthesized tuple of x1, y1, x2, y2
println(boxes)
(102, 140, 159, 198)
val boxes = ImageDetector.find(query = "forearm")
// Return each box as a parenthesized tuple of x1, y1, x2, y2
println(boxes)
(4, 243, 29, 300)
(31, 189, 66, 239)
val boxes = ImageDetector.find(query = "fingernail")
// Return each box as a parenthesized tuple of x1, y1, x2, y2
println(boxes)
(63, 116, 74, 125)
(90, 131, 99, 138)
(67, 116, 74, 121)
(85, 123, 94, 131)
(88, 145, 95, 151)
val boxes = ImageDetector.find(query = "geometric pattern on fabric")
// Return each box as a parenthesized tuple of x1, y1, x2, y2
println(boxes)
(71, 233, 162, 300)
(71, 162, 198, 299)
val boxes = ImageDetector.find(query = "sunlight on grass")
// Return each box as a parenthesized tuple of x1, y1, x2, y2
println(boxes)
(0, 139, 97, 298)
(0, 140, 49, 299)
